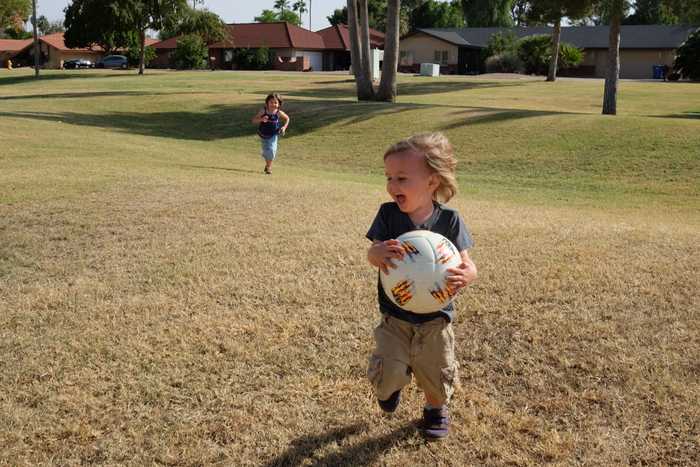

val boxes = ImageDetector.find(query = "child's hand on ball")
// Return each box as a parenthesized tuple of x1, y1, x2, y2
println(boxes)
(368, 239, 405, 274)
(446, 257, 477, 293)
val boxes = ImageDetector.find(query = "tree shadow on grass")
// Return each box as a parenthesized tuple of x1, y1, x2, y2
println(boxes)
(0, 90, 217, 101)
(175, 164, 259, 174)
(0, 72, 130, 87)
(653, 111, 700, 120)
(0, 98, 577, 142)
(439, 107, 578, 129)
(0, 99, 428, 141)
(260, 79, 527, 100)
(261, 421, 418, 467)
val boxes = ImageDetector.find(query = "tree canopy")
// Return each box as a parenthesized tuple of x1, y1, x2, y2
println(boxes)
(461, 0, 514, 27)
(36, 15, 65, 35)
(410, 0, 464, 29)
(159, 7, 225, 43)
(254, 5, 302, 26)
(64, 0, 188, 73)
(0, 0, 30, 32)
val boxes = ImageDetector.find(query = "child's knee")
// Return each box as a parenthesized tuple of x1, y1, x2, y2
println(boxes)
(416, 360, 459, 405)
(367, 355, 411, 399)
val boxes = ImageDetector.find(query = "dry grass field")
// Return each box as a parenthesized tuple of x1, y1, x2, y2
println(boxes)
(1, 69, 698, 466)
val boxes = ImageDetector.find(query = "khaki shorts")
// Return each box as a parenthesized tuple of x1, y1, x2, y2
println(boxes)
(367, 314, 459, 405)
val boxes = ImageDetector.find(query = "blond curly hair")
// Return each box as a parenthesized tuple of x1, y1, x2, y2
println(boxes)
(384, 132, 458, 203)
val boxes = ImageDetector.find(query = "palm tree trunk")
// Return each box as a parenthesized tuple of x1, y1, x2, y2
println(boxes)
(377, 0, 400, 102)
(602, 8, 621, 115)
(547, 19, 561, 82)
(31, 0, 39, 78)
(347, 0, 374, 100)
(358, 0, 374, 94)
(138, 29, 146, 75)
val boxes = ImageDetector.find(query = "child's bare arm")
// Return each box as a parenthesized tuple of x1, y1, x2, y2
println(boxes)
(446, 250, 477, 292)
(278, 110, 290, 133)
(368, 239, 405, 275)
(251, 109, 267, 124)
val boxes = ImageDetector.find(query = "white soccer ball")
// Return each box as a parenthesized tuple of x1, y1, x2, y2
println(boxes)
(380, 230, 462, 314)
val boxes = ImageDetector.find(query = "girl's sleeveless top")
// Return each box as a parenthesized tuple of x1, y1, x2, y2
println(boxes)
(258, 111, 280, 139)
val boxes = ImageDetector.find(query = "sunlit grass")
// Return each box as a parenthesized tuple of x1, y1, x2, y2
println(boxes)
(1, 69, 698, 465)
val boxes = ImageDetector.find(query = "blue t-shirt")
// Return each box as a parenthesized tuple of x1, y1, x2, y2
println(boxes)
(366, 201, 473, 324)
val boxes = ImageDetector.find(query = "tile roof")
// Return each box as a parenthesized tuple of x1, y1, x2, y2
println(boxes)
(40, 32, 103, 52)
(154, 22, 387, 52)
(316, 23, 385, 50)
(0, 38, 33, 52)
(208, 22, 325, 50)
(152, 36, 180, 49)
(413, 25, 700, 49)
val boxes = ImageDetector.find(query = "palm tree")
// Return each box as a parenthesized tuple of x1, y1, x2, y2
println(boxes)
(31, 0, 39, 77)
(293, 1, 307, 27)
(602, 0, 628, 115)
(347, 0, 374, 100)
(274, 0, 291, 14)
(376, 0, 400, 101)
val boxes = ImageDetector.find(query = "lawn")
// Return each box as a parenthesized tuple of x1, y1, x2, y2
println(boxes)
(0, 69, 698, 466)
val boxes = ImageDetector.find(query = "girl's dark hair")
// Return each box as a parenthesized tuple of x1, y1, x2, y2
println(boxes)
(266, 93, 283, 106)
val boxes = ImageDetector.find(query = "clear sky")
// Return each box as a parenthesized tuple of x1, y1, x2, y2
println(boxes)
(34, 0, 348, 31)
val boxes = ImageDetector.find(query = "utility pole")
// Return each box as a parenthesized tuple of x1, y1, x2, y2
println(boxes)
(309, 0, 312, 30)
(32, 0, 39, 77)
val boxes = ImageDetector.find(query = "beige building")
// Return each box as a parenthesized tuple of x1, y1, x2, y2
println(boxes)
(7, 33, 159, 69)
(401, 25, 699, 79)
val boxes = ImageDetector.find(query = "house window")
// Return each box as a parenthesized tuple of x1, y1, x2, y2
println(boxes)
(434, 50, 448, 64)
(400, 50, 413, 65)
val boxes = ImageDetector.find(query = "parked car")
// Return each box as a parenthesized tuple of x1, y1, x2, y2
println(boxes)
(63, 59, 94, 69)
(96, 55, 128, 69)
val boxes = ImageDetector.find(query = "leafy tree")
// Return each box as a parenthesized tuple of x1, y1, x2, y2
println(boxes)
(118, 0, 188, 75)
(160, 7, 225, 43)
(485, 52, 522, 72)
(126, 39, 155, 66)
(460, 0, 514, 27)
(64, 0, 188, 75)
(527, 0, 595, 81)
(2, 26, 31, 38)
(664, 0, 700, 24)
(232, 46, 271, 70)
(410, 0, 464, 28)
(624, 0, 678, 24)
(673, 29, 700, 81)
(486, 30, 518, 56)
(516, 34, 583, 75)
(64, 0, 133, 54)
(255, 9, 278, 23)
(327, 8, 347, 25)
(0, 0, 30, 31)
(254, 7, 302, 25)
(328, 1, 386, 30)
(35, 14, 65, 34)
(173, 33, 206, 68)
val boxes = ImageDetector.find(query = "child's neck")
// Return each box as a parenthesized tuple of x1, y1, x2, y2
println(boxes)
(409, 202, 435, 227)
